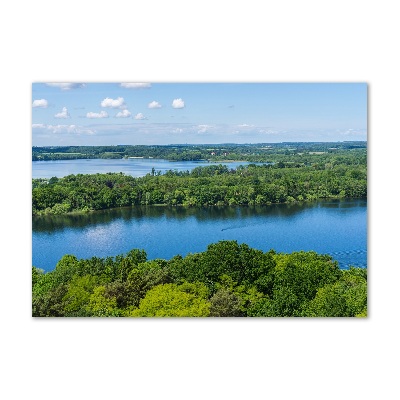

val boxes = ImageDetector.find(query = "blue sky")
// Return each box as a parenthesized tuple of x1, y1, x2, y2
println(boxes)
(32, 82, 367, 146)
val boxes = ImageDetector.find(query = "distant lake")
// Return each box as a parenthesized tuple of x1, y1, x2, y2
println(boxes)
(32, 199, 367, 272)
(32, 158, 263, 178)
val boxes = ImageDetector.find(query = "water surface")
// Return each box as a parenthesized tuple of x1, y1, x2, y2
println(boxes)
(32, 199, 367, 271)
(32, 158, 261, 178)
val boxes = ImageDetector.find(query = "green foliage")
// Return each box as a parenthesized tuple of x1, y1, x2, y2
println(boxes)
(355, 308, 367, 317)
(87, 286, 122, 317)
(32, 271, 68, 317)
(32, 267, 43, 287)
(273, 252, 342, 299)
(168, 240, 271, 291)
(32, 241, 367, 318)
(210, 288, 244, 317)
(32, 144, 367, 317)
(103, 281, 137, 309)
(302, 267, 367, 317)
(139, 259, 173, 290)
(32, 146, 367, 215)
(211, 275, 265, 316)
(129, 283, 211, 317)
(248, 291, 299, 317)
(32, 142, 366, 163)
(114, 249, 148, 281)
(247, 251, 342, 317)
(63, 275, 99, 316)
(52, 255, 80, 285)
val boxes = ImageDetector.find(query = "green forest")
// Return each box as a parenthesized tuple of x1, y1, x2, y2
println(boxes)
(32, 143, 367, 317)
(32, 141, 366, 162)
(32, 150, 366, 215)
(32, 240, 367, 317)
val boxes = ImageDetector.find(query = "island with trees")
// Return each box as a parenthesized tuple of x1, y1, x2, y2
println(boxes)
(32, 145, 366, 215)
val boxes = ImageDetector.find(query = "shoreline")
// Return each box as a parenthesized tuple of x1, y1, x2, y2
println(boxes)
(32, 196, 367, 217)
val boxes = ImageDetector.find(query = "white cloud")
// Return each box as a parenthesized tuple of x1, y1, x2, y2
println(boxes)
(148, 101, 162, 109)
(115, 109, 132, 118)
(341, 128, 366, 136)
(54, 107, 70, 119)
(32, 99, 48, 108)
(32, 124, 95, 134)
(47, 125, 75, 133)
(101, 97, 126, 109)
(172, 98, 185, 109)
(134, 113, 146, 120)
(258, 129, 278, 134)
(238, 123, 254, 127)
(197, 124, 213, 133)
(120, 83, 151, 89)
(86, 111, 109, 119)
(45, 83, 85, 90)
(172, 128, 184, 134)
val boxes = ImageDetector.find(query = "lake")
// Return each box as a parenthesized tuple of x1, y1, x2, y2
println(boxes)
(32, 199, 367, 272)
(32, 158, 263, 178)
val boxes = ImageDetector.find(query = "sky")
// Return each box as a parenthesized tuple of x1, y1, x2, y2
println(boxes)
(32, 82, 367, 146)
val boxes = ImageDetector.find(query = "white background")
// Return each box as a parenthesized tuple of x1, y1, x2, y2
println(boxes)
(1, 1, 398, 399)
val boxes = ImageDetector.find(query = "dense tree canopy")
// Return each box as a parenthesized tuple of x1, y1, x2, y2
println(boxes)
(32, 142, 366, 162)
(32, 143, 367, 317)
(32, 153, 366, 215)
(32, 241, 367, 317)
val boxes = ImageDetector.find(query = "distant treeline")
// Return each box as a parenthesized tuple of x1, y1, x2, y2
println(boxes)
(32, 142, 367, 162)
(32, 240, 367, 317)
(32, 156, 367, 215)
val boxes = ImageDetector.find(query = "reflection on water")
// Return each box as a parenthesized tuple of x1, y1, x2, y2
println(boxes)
(32, 199, 367, 272)
(33, 199, 366, 233)
(32, 158, 263, 179)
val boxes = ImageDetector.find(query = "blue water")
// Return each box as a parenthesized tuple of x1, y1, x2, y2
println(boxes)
(32, 199, 367, 271)
(32, 158, 262, 178)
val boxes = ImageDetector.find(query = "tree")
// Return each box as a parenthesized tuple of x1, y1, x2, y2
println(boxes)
(210, 288, 243, 317)
(174, 240, 267, 288)
(52, 254, 80, 285)
(87, 286, 122, 317)
(114, 249, 147, 281)
(271, 251, 342, 305)
(248, 287, 299, 317)
(302, 268, 367, 317)
(32, 239, 367, 318)
(32, 272, 68, 317)
(32, 267, 43, 287)
(62, 275, 98, 316)
(129, 283, 211, 317)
